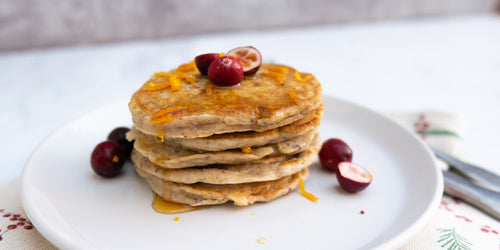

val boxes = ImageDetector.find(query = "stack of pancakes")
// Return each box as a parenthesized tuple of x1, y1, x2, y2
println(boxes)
(128, 62, 323, 207)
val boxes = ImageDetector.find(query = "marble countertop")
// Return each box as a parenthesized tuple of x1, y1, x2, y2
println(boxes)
(1, 14, 499, 183)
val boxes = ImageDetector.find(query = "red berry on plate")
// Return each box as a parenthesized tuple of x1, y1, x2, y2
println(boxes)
(107, 127, 133, 159)
(227, 46, 262, 75)
(207, 56, 244, 87)
(318, 138, 353, 172)
(91, 141, 125, 178)
(336, 162, 372, 192)
(195, 53, 220, 75)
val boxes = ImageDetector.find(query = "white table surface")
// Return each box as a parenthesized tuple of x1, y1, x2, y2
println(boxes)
(1, 14, 499, 183)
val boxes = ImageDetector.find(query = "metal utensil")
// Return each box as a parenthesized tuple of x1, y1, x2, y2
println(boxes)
(442, 170, 500, 221)
(431, 146, 500, 192)
(430, 146, 500, 220)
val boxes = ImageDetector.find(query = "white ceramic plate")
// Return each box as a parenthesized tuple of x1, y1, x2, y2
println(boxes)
(21, 96, 442, 250)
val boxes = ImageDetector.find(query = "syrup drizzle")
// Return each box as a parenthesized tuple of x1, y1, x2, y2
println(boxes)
(155, 131, 165, 143)
(152, 194, 200, 214)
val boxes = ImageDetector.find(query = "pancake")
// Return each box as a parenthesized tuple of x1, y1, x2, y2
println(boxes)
(129, 63, 322, 138)
(130, 128, 319, 169)
(131, 136, 321, 184)
(165, 105, 323, 151)
(135, 167, 310, 206)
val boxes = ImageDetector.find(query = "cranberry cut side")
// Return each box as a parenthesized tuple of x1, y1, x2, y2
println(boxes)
(336, 162, 372, 192)
(227, 46, 262, 75)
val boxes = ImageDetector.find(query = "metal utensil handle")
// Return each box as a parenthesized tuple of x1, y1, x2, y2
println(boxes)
(443, 170, 500, 221)
(432, 147, 500, 192)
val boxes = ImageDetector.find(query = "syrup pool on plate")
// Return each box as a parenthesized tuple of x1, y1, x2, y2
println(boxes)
(152, 194, 203, 214)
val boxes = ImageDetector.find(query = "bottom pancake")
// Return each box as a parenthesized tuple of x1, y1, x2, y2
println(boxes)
(135, 167, 309, 206)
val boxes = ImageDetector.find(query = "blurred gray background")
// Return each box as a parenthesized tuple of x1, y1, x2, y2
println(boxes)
(1, 0, 498, 52)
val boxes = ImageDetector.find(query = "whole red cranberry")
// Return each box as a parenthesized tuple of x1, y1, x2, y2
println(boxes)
(318, 138, 353, 172)
(207, 56, 244, 87)
(91, 141, 125, 178)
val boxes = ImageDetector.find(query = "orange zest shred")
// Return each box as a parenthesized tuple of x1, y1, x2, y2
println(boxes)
(174, 72, 196, 84)
(294, 71, 311, 83)
(298, 179, 319, 202)
(169, 76, 182, 91)
(176, 61, 197, 72)
(241, 146, 252, 153)
(219, 52, 226, 57)
(112, 155, 120, 163)
(262, 65, 290, 83)
(154, 71, 171, 77)
(150, 106, 188, 124)
(145, 81, 170, 91)
(148, 71, 197, 92)
(267, 65, 289, 74)
(150, 67, 201, 92)
(261, 71, 285, 84)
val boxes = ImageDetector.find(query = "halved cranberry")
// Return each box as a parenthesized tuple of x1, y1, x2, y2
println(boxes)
(91, 141, 125, 178)
(336, 162, 372, 192)
(227, 46, 262, 75)
(194, 53, 220, 75)
(207, 56, 244, 87)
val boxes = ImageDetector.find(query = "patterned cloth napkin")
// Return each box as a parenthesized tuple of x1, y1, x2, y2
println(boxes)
(1, 111, 499, 249)
(0, 179, 56, 249)
(390, 112, 500, 250)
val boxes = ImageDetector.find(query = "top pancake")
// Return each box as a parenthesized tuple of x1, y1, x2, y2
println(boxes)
(129, 62, 322, 138)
